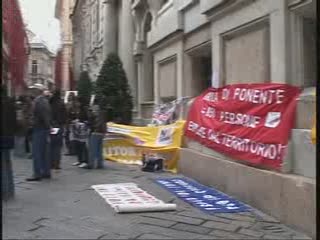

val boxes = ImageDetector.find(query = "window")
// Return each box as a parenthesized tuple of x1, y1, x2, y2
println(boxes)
(32, 60, 38, 74)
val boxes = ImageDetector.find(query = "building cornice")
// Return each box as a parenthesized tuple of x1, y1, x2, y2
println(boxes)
(30, 43, 55, 57)
(203, 0, 254, 22)
(148, 30, 184, 53)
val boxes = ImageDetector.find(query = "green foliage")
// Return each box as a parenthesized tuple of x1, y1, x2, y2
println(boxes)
(96, 53, 133, 124)
(76, 71, 92, 108)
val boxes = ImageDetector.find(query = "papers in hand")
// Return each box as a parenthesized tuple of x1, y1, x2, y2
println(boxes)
(50, 128, 60, 135)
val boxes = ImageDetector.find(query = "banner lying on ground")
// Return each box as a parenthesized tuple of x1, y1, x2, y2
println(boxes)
(92, 183, 176, 213)
(103, 120, 185, 173)
(155, 178, 251, 213)
(185, 84, 301, 170)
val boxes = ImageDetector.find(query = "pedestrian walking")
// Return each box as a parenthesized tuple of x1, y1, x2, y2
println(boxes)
(1, 85, 17, 200)
(26, 84, 52, 181)
(87, 104, 107, 169)
(72, 109, 90, 168)
(49, 89, 66, 169)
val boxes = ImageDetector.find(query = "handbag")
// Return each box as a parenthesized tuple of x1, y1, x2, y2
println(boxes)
(141, 155, 164, 172)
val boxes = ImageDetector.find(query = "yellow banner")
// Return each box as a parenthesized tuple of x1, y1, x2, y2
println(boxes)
(103, 120, 185, 173)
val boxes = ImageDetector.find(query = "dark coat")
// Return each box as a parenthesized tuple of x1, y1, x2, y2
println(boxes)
(50, 98, 66, 128)
(33, 95, 51, 129)
(89, 109, 107, 134)
(1, 97, 17, 149)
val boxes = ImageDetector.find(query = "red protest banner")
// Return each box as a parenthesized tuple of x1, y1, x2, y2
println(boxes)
(184, 83, 301, 170)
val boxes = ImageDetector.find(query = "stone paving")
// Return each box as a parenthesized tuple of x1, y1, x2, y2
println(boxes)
(3, 153, 312, 239)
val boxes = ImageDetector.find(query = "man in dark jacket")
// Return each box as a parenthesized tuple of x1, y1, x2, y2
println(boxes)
(1, 85, 17, 200)
(49, 89, 66, 169)
(87, 105, 107, 169)
(26, 84, 52, 181)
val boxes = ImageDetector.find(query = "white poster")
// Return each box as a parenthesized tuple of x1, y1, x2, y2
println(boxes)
(92, 183, 176, 213)
(64, 91, 78, 104)
(156, 126, 174, 146)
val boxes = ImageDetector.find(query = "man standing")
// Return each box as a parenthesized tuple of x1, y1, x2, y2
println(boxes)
(26, 84, 52, 181)
(88, 105, 107, 169)
(49, 89, 66, 169)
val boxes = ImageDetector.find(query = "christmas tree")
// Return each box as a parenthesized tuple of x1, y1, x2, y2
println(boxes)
(76, 71, 92, 108)
(95, 53, 133, 124)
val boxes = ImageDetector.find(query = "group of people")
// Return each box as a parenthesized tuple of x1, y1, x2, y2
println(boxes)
(25, 84, 107, 182)
(64, 93, 107, 170)
(1, 83, 107, 200)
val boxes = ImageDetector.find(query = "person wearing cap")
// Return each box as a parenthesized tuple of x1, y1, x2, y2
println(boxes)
(26, 84, 52, 181)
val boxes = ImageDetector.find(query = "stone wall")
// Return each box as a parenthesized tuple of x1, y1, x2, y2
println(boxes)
(179, 148, 316, 238)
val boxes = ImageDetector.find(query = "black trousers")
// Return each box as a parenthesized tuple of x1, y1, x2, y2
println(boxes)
(25, 128, 33, 153)
(65, 128, 76, 155)
(74, 140, 88, 164)
(50, 129, 63, 169)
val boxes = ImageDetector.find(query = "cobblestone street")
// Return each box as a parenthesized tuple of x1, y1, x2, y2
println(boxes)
(3, 154, 311, 239)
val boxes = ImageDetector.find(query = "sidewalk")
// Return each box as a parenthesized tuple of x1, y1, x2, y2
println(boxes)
(3, 153, 311, 239)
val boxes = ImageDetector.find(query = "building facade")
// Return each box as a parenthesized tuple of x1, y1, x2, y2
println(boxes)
(71, 0, 137, 116)
(72, 0, 315, 124)
(71, 0, 316, 236)
(132, 0, 316, 119)
(26, 30, 56, 90)
(55, 0, 75, 92)
(2, 0, 29, 96)
(70, 0, 317, 134)
(138, 0, 315, 237)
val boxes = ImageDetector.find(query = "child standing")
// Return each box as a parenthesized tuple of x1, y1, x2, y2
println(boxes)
(72, 110, 90, 168)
